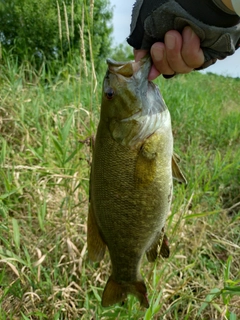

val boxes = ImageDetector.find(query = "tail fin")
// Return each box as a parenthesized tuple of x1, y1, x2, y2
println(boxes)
(102, 276, 149, 308)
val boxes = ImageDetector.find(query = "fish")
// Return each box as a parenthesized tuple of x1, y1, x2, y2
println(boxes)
(87, 56, 186, 308)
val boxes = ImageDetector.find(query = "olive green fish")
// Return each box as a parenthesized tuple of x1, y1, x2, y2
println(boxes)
(87, 57, 185, 308)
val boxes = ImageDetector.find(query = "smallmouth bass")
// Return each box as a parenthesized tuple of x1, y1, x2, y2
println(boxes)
(87, 57, 185, 308)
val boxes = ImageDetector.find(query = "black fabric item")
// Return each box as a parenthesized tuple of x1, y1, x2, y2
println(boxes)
(129, 0, 169, 49)
(127, 0, 240, 71)
(176, 0, 239, 27)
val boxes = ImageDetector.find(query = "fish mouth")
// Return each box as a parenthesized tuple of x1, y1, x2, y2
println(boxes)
(106, 55, 151, 78)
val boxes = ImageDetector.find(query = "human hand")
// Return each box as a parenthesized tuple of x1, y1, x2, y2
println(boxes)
(129, 0, 240, 79)
(134, 27, 205, 80)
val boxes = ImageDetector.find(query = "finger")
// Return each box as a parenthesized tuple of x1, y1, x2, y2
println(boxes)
(150, 42, 175, 76)
(148, 64, 161, 80)
(134, 48, 159, 80)
(181, 27, 205, 68)
(164, 30, 193, 73)
(134, 49, 149, 61)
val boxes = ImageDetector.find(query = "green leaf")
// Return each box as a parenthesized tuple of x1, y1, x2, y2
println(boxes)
(198, 288, 221, 315)
(64, 146, 79, 165)
(223, 286, 240, 294)
(0, 138, 7, 164)
(20, 313, 31, 320)
(184, 210, 220, 220)
(224, 255, 232, 282)
(0, 188, 21, 200)
(229, 312, 237, 320)
(61, 113, 73, 144)
(12, 218, 20, 250)
(51, 135, 64, 156)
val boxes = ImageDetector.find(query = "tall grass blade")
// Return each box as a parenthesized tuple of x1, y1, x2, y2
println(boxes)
(12, 218, 20, 251)
(63, 2, 70, 47)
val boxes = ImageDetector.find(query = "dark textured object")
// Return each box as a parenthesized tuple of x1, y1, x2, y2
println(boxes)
(128, 0, 240, 70)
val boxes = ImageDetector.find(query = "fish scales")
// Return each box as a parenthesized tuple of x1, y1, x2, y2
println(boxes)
(87, 56, 184, 308)
(93, 131, 171, 272)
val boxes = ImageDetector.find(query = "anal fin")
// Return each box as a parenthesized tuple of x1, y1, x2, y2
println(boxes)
(160, 234, 170, 258)
(146, 229, 170, 262)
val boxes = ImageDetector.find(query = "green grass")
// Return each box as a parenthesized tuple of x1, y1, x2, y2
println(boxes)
(0, 57, 240, 319)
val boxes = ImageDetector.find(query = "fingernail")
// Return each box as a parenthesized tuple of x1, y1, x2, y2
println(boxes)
(152, 47, 163, 62)
(165, 35, 175, 50)
(184, 27, 195, 43)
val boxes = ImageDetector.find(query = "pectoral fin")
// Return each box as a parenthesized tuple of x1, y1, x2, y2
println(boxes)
(87, 203, 106, 262)
(172, 153, 187, 184)
(135, 133, 159, 187)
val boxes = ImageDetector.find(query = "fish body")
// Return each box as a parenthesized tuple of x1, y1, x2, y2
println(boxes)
(87, 57, 182, 307)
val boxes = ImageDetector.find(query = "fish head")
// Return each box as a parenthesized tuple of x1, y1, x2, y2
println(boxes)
(101, 56, 152, 121)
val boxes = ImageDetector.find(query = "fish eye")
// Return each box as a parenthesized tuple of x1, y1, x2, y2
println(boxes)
(105, 87, 114, 100)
